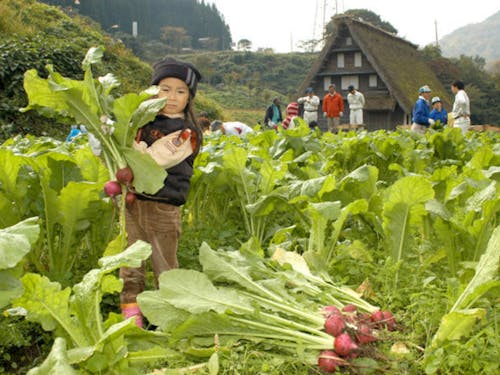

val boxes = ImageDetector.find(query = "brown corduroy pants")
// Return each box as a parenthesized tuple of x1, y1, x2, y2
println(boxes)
(120, 199, 181, 304)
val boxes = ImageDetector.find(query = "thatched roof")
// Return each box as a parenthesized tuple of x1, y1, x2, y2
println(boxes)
(299, 15, 452, 113)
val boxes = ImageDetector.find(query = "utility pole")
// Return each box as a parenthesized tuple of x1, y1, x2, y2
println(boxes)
(435, 19, 439, 48)
(313, 0, 319, 40)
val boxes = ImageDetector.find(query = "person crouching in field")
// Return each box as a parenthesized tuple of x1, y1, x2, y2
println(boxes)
(120, 58, 203, 328)
(429, 96, 448, 127)
(282, 102, 300, 129)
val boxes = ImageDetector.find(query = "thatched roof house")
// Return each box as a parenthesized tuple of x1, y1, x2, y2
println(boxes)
(299, 15, 452, 130)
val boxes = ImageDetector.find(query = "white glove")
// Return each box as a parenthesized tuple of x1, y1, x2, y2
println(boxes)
(339, 112, 344, 117)
(87, 132, 102, 156)
(133, 129, 193, 169)
(323, 112, 327, 117)
(428, 118, 435, 125)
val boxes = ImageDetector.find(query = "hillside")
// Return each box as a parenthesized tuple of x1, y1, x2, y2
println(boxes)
(178, 51, 317, 97)
(440, 11, 500, 64)
(0, 0, 223, 140)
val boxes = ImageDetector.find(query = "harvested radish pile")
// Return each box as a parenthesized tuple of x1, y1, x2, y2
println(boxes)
(138, 244, 398, 373)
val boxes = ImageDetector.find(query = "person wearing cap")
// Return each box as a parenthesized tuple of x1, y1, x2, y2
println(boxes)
(429, 96, 448, 126)
(120, 57, 203, 328)
(347, 85, 365, 125)
(451, 80, 471, 135)
(297, 87, 320, 127)
(282, 102, 300, 129)
(322, 84, 344, 132)
(411, 85, 434, 134)
(264, 97, 283, 129)
(210, 120, 254, 136)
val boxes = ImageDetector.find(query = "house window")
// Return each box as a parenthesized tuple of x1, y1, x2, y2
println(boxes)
(354, 52, 362, 67)
(337, 53, 344, 68)
(346, 37, 352, 46)
(341, 75, 359, 90)
(369, 74, 378, 87)
(323, 76, 333, 91)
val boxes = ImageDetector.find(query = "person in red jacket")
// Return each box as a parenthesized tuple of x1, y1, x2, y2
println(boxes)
(322, 84, 344, 132)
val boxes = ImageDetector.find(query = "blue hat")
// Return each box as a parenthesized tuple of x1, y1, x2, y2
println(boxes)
(305, 87, 313, 94)
(418, 85, 432, 93)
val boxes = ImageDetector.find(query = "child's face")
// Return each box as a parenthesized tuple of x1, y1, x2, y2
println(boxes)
(158, 77, 190, 116)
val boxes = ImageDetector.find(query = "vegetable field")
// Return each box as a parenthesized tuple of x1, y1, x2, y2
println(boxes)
(0, 56, 499, 374)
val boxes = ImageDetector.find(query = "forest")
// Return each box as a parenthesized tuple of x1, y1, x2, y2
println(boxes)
(40, 0, 232, 50)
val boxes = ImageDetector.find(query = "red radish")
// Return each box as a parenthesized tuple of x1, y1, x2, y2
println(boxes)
(317, 350, 342, 373)
(321, 305, 341, 317)
(116, 167, 134, 185)
(324, 314, 346, 337)
(370, 310, 384, 325)
(342, 304, 357, 313)
(355, 324, 377, 344)
(334, 333, 358, 356)
(357, 312, 372, 324)
(104, 181, 122, 197)
(125, 191, 136, 206)
(382, 310, 396, 331)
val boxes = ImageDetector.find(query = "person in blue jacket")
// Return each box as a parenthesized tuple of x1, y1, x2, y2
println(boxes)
(66, 124, 81, 142)
(411, 85, 435, 134)
(429, 96, 448, 126)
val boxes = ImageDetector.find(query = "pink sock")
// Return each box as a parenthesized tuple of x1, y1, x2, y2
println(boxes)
(121, 303, 143, 328)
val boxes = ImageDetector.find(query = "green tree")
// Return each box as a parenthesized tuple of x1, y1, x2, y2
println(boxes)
(160, 26, 191, 53)
(324, 9, 398, 39)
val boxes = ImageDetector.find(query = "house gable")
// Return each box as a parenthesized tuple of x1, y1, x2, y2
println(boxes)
(298, 15, 452, 129)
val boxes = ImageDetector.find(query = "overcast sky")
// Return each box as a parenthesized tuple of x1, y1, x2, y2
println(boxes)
(207, 0, 499, 52)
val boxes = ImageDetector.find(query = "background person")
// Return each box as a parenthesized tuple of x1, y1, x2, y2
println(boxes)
(322, 84, 344, 132)
(297, 87, 320, 126)
(197, 111, 211, 134)
(66, 124, 81, 142)
(282, 102, 300, 129)
(411, 85, 434, 134)
(451, 80, 471, 135)
(264, 97, 283, 129)
(429, 96, 448, 126)
(211, 120, 254, 136)
(346, 85, 365, 125)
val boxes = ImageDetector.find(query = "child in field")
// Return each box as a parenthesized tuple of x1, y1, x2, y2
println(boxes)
(120, 57, 203, 328)
(282, 102, 300, 129)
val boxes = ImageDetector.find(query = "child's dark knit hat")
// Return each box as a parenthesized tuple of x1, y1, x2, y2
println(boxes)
(151, 57, 202, 97)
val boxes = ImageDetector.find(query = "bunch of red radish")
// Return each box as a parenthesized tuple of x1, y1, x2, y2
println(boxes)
(318, 304, 396, 373)
(103, 166, 136, 206)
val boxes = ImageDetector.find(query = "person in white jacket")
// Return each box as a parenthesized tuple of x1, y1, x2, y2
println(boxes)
(210, 120, 254, 136)
(451, 80, 470, 135)
(297, 87, 320, 126)
(347, 85, 365, 125)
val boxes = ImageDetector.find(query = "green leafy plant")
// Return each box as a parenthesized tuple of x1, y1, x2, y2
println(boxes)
(0, 217, 39, 308)
(20, 46, 171, 255)
(9, 240, 186, 374)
